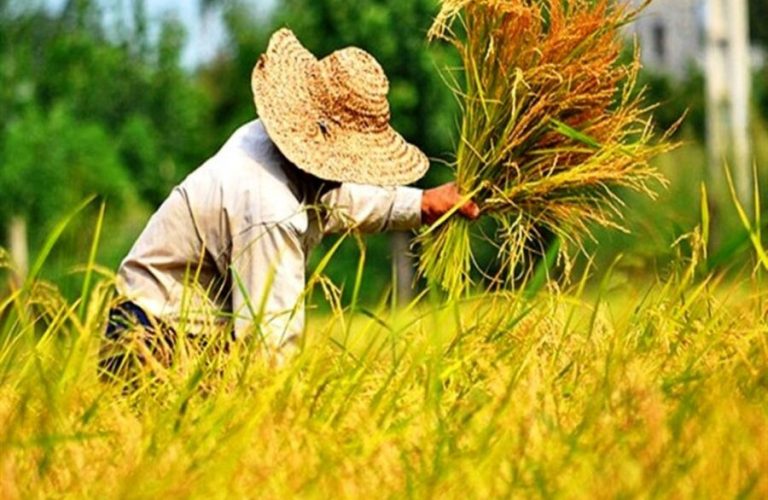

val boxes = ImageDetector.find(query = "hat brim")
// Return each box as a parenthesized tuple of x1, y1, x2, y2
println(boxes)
(251, 29, 429, 187)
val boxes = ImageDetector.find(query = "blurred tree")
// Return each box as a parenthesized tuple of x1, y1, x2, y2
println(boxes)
(200, 0, 227, 15)
(638, 68, 706, 140)
(0, 105, 135, 280)
(0, 105, 133, 229)
(749, 0, 768, 48)
(0, 0, 214, 281)
(197, 2, 273, 145)
(752, 0, 768, 125)
(3, 0, 213, 206)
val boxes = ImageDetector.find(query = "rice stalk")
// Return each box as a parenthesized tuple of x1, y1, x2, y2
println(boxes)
(418, 0, 676, 298)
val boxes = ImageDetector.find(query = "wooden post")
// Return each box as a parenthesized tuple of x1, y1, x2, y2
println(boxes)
(726, 0, 752, 213)
(705, 0, 752, 246)
(391, 232, 414, 307)
(705, 0, 728, 189)
(9, 215, 28, 285)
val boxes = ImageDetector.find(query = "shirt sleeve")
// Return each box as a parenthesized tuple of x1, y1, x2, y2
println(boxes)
(319, 183, 423, 234)
(229, 221, 306, 351)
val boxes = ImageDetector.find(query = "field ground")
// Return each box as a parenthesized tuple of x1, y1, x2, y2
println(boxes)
(1, 252, 767, 498)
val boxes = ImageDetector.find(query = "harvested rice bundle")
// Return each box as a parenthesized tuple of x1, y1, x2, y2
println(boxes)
(418, 0, 675, 297)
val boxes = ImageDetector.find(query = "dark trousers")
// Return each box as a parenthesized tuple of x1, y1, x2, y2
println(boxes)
(98, 302, 178, 385)
(98, 302, 232, 388)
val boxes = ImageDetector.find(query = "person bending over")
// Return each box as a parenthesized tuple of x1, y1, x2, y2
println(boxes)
(100, 29, 479, 378)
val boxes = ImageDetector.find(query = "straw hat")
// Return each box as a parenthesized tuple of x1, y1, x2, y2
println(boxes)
(251, 29, 429, 186)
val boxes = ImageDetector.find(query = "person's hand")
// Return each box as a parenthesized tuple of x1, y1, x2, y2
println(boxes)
(421, 182, 481, 226)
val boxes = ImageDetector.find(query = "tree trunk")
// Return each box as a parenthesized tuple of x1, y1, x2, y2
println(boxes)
(705, 0, 753, 251)
(391, 232, 414, 307)
(9, 215, 28, 285)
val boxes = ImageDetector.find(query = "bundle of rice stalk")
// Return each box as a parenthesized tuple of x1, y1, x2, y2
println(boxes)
(417, 0, 676, 298)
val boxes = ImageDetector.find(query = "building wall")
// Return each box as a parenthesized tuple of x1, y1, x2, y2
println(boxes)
(626, 0, 705, 78)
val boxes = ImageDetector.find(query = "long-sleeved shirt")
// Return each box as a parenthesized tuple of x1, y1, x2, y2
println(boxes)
(116, 120, 422, 350)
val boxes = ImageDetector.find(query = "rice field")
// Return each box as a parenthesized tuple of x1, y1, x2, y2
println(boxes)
(0, 201, 767, 498)
(2, 0, 767, 497)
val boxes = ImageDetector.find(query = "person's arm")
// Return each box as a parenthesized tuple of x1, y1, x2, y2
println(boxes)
(319, 183, 422, 234)
(229, 220, 306, 352)
(319, 182, 479, 234)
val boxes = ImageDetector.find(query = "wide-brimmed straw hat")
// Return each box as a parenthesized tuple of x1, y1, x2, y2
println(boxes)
(251, 29, 429, 186)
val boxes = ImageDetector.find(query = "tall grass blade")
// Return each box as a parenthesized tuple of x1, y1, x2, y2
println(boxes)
(78, 201, 105, 321)
(25, 195, 96, 287)
(725, 163, 768, 270)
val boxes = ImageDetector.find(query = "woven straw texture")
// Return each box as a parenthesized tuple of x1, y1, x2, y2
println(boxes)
(251, 29, 429, 186)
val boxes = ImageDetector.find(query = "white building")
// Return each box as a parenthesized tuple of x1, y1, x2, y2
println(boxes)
(626, 0, 763, 78)
(626, 0, 706, 78)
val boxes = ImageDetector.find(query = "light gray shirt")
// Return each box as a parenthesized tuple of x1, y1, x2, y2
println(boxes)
(117, 120, 422, 348)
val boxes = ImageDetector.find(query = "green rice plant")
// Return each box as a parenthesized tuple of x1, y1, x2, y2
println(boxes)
(725, 162, 768, 272)
(1, 188, 768, 496)
(2, 168, 768, 497)
(418, 0, 676, 298)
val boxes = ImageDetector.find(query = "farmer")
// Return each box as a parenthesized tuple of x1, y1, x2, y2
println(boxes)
(100, 29, 479, 375)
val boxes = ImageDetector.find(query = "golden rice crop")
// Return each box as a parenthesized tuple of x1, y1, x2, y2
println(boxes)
(2, 231, 768, 498)
(2, 163, 768, 497)
(418, 0, 676, 297)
